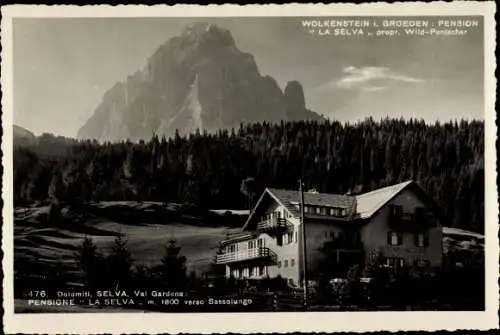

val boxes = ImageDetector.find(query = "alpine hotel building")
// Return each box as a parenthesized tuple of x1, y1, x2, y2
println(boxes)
(215, 181, 443, 286)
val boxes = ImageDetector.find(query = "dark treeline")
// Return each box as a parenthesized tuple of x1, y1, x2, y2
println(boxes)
(14, 118, 484, 233)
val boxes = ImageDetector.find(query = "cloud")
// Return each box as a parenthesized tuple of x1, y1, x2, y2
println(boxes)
(334, 66, 424, 89)
(362, 86, 388, 92)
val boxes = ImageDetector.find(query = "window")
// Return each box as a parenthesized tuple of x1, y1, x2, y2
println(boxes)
(391, 205, 403, 216)
(295, 232, 298, 243)
(417, 233, 424, 247)
(233, 268, 239, 278)
(228, 245, 236, 253)
(387, 231, 403, 246)
(257, 238, 263, 248)
(243, 267, 249, 277)
(386, 257, 404, 268)
(315, 207, 321, 214)
(414, 233, 429, 247)
(330, 231, 336, 239)
(304, 206, 310, 214)
(248, 240, 256, 249)
(389, 258, 403, 267)
(320, 207, 328, 215)
(252, 266, 258, 277)
(329, 207, 346, 217)
(284, 260, 289, 268)
(291, 259, 295, 267)
(259, 266, 265, 276)
(287, 232, 294, 244)
(278, 261, 282, 268)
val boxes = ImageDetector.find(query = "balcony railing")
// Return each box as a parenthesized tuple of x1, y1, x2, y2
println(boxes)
(257, 218, 287, 232)
(216, 247, 276, 265)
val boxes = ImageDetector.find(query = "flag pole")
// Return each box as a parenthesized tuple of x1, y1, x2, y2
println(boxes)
(299, 179, 308, 310)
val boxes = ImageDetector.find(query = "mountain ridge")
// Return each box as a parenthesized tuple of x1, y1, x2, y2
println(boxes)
(13, 125, 37, 145)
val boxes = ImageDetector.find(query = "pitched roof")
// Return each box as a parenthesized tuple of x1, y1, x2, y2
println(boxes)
(266, 188, 356, 217)
(355, 180, 413, 219)
(242, 180, 419, 230)
(221, 231, 257, 245)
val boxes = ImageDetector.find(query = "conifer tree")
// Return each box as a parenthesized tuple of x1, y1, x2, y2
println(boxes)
(76, 237, 103, 289)
(156, 239, 188, 290)
(106, 234, 134, 289)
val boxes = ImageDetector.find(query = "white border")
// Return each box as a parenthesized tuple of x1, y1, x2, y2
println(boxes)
(1, 3, 498, 333)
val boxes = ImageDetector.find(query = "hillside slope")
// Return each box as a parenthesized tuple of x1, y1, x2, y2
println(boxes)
(13, 125, 37, 146)
(14, 202, 243, 280)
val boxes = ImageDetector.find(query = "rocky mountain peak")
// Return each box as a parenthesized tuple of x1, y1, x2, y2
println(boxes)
(182, 22, 236, 48)
(284, 81, 306, 110)
(77, 23, 323, 141)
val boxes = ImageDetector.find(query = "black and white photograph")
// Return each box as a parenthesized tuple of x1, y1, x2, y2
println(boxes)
(2, 3, 497, 334)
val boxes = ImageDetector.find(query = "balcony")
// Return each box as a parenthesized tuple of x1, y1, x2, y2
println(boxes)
(257, 218, 288, 233)
(215, 247, 276, 265)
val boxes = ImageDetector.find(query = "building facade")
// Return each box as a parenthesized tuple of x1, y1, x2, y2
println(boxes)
(215, 181, 443, 287)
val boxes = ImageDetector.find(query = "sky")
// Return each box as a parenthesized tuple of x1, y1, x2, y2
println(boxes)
(13, 16, 484, 137)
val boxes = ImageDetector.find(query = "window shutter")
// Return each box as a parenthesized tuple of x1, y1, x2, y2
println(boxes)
(277, 235, 283, 246)
(387, 231, 392, 245)
(424, 234, 430, 247)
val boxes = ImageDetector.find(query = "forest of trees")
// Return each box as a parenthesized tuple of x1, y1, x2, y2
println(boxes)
(13, 118, 485, 233)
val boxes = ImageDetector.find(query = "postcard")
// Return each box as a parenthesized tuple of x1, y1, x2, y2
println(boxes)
(1, 2, 498, 333)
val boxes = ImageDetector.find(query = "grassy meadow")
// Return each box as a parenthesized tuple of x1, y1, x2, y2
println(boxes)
(14, 202, 243, 280)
